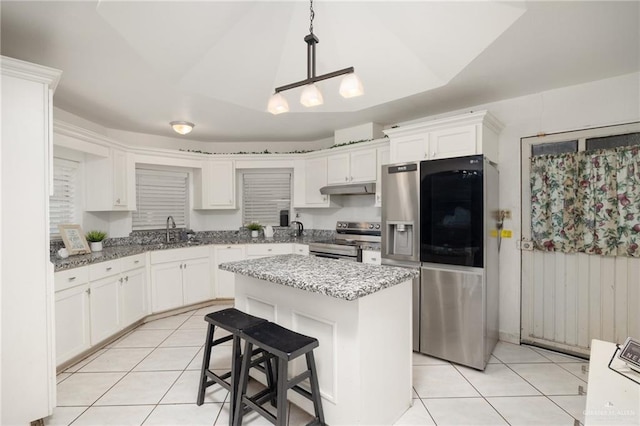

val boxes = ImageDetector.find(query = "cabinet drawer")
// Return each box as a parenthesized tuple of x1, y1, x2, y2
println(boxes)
(88, 259, 122, 281)
(293, 244, 309, 256)
(150, 246, 211, 264)
(246, 244, 292, 257)
(121, 253, 146, 271)
(55, 267, 89, 292)
(362, 250, 382, 265)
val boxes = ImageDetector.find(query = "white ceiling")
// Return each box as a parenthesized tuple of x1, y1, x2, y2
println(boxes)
(1, 1, 638, 143)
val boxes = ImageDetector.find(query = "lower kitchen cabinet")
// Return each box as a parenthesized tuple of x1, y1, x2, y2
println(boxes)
(245, 243, 292, 259)
(120, 266, 147, 326)
(213, 245, 245, 298)
(150, 246, 212, 312)
(55, 283, 91, 365)
(89, 274, 121, 345)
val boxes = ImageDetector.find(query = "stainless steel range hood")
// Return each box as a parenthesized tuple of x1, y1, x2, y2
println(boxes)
(319, 182, 376, 195)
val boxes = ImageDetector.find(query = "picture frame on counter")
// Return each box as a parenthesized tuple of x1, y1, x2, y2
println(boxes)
(58, 224, 91, 255)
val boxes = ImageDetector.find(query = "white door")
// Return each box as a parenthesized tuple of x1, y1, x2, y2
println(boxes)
(215, 246, 245, 298)
(183, 257, 212, 305)
(521, 123, 640, 355)
(55, 284, 91, 364)
(151, 261, 183, 312)
(304, 157, 329, 206)
(327, 153, 350, 184)
(349, 149, 377, 183)
(120, 267, 147, 326)
(429, 125, 477, 159)
(208, 160, 235, 207)
(389, 134, 428, 163)
(89, 276, 121, 345)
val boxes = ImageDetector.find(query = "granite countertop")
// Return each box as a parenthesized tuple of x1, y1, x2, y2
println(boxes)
(219, 254, 418, 301)
(52, 235, 322, 272)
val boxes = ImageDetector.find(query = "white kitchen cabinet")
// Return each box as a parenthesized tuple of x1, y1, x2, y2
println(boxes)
(213, 245, 246, 298)
(385, 110, 502, 164)
(193, 160, 236, 209)
(375, 147, 390, 207)
(2, 56, 61, 424)
(362, 250, 382, 265)
(327, 148, 377, 184)
(245, 244, 293, 259)
(293, 244, 309, 256)
(293, 156, 333, 208)
(150, 246, 212, 312)
(85, 148, 136, 211)
(55, 283, 91, 365)
(119, 265, 147, 326)
(182, 257, 213, 305)
(89, 274, 121, 345)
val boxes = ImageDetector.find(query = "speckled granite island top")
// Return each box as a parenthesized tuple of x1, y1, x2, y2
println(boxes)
(219, 254, 418, 301)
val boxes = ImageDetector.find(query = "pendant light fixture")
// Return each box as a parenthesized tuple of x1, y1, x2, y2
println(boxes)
(267, 0, 363, 115)
(170, 121, 195, 135)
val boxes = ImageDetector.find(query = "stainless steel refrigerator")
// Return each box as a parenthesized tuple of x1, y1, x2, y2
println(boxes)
(381, 155, 499, 370)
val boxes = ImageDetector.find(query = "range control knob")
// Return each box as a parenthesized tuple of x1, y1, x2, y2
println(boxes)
(369, 224, 374, 229)
(375, 224, 381, 229)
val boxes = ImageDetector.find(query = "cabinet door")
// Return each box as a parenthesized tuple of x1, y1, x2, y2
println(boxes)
(208, 160, 235, 208)
(304, 157, 329, 206)
(389, 134, 428, 163)
(429, 125, 477, 159)
(151, 261, 183, 312)
(120, 267, 147, 327)
(89, 276, 121, 345)
(327, 153, 350, 184)
(55, 284, 91, 365)
(182, 257, 212, 305)
(112, 149, 128, 207)
(375, 147, 390, 207)
(349, 149, 377, 183)
(214, 246, 245, 298)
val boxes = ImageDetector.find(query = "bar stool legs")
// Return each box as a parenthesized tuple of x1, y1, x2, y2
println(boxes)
(232, 322, 325, 426)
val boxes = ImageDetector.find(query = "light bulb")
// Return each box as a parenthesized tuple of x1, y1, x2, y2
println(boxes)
(339, 73, 364, 98)
(267, 93, 289, 115)
(300, 83, 324, 107)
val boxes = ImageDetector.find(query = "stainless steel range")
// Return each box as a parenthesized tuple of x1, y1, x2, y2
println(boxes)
(309, 221, 381, 262)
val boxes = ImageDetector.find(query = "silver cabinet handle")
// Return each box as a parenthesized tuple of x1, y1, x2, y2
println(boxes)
(267, 249, 272, 252)
(86, 288, 91, 295)
(115, 198, 120, 204)
(106, 267, 112, 271)
(371, 257, 377, 261)
(344, 176, 348, 181)
(68, 276, 76, 281)
(134, 260, 139, 264)
(125, 276, 129, 282)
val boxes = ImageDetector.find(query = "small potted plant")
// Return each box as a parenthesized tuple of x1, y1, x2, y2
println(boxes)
(86, 230, 107, 252)
(246, 222, 263, 238)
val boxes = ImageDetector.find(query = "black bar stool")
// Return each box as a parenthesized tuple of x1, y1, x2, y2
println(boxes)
(197, 308, 274, 425)
(233, 321, 325, 426)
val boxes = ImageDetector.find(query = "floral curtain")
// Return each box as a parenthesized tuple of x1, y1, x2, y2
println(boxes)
(530, 145, 640, 257)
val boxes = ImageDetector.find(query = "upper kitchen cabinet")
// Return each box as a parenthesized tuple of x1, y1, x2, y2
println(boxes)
(193, 159, 236, 209)
(326, 147, 377, 184)
(293, 156, 333, 208)
(385, 110, 502, 164)
(375, 146, 390, 207)
(85, 147, 136, 211)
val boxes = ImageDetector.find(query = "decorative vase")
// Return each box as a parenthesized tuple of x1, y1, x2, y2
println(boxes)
(251, 230, 259, 238)
(90, 241, 103, 252)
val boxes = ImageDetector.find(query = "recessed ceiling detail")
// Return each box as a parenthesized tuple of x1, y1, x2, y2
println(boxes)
(96, 1, 525, 113)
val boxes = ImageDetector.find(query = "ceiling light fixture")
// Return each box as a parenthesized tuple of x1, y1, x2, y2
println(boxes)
(267, 0, 363, 115)
(170, 121, 195, 135)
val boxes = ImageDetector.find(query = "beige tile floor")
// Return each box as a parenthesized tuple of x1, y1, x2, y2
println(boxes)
(48, 303, 588, 425)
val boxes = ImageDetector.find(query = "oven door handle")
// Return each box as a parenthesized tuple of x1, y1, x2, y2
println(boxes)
(311, 252, 357, 261)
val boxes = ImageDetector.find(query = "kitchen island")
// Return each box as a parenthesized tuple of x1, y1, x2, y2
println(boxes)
(219, 254, 418, 425)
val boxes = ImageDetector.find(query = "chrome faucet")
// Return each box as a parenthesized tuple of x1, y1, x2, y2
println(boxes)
(166, 216, 176, 242)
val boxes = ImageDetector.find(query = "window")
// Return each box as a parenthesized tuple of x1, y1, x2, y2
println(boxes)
(50, 158, 79, 237)
(132, 168, 189, 230)
(242, 172, 291, 226)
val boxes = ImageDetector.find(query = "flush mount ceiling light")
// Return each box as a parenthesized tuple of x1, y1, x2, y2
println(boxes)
(170, 121, 194, 135)
(267, 0, 364, 115)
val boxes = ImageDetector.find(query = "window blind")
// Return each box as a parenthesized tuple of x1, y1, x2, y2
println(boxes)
(133, 168, 189, 230)
(242, 172, 291, 225)
(50, 158, 79, 236)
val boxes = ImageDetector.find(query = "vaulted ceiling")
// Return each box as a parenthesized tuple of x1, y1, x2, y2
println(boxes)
(2, 1, 638, 143)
